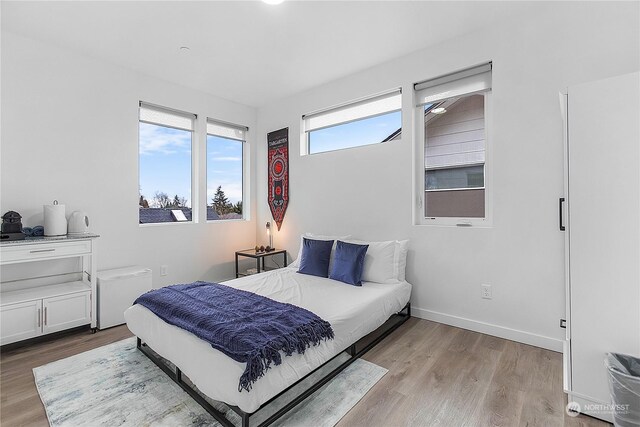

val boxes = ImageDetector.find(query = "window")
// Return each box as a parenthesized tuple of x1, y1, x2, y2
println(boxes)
(139, 102, 195, 224)
(207, 119, 247, 221)
(426, 164, 484, 190)
(302, 89, 402, 155)
(415, 63, 492, 224)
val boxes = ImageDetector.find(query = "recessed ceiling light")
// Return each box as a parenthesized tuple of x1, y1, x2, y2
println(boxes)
(431, 107, 447, 114)
(179, 46, 190, 52)
(263, 0, 284, 4)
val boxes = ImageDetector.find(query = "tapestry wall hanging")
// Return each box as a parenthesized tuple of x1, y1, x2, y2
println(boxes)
(267, 127, 289, 231)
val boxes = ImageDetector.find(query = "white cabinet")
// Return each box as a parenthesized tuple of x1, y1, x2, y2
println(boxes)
(562, 72, 640, 422)
(0, 300, 41, 344)
(42, 292, 91, 335)
(0, 235, 98, 345)
(96, 266, 152, 329)
(0, 290, 91, 345)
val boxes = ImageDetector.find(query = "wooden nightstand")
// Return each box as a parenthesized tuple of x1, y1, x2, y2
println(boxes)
(235, 249, 287, 278)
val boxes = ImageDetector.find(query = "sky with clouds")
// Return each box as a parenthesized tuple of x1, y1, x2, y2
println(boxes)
(309, 110, 401, 154)
(207, 135, 243, 204)
(139, 112, 398, 207)
(139, 123, 243, 207)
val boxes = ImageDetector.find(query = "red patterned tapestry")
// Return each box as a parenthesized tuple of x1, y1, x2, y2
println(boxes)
(267, 128, 289, 231)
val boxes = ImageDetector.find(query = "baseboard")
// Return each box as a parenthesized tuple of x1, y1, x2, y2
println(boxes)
(411, 307, 563, 352)
(568, 394, 614, 423)
(0, 325, 91, 350)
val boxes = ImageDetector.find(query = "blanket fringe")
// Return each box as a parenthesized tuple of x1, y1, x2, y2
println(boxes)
(238, 319, 334, 392)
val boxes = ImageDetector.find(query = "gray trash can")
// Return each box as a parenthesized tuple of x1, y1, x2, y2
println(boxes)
(605, 353, 640, 427)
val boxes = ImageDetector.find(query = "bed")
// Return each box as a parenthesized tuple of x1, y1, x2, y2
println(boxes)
(125, 263, 411, 426)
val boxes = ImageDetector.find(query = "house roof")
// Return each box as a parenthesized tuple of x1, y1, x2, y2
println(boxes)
(139, 207, 221, 224)
(382, 99, 451, 141)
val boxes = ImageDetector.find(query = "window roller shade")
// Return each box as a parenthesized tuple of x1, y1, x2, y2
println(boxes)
(303, 89, 402, 132)
(139, 102, 195, 131)
(207, 119, 248, 141)
(415, 62, 492, 106)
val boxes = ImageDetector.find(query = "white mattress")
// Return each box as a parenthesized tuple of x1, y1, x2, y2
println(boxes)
(124, 267, 411, 413)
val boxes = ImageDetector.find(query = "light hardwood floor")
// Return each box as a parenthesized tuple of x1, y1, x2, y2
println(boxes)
(1, 318, 608, 427)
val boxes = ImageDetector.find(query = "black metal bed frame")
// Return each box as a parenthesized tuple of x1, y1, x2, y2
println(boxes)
(137, 302, 410, 427)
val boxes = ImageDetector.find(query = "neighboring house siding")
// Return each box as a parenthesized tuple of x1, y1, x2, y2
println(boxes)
(426, 189, 485, 218)
(424, 94, 485, 218)
(425, 94, 485, 169)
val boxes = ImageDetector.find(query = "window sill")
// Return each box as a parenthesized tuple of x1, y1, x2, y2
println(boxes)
(139, 221, 194, 228)
(417, 218, 493, 228)
(206, 219, 247, 224)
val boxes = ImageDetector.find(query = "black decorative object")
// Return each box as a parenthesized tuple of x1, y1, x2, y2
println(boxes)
(1, 211, 26, 241)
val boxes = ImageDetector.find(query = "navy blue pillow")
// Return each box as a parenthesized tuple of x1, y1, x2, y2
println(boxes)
(297, 238, 334, 278)
(329, 241, 369, 286)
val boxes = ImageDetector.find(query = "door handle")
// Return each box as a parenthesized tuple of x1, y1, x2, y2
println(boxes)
(559, 197, 566, 231)
(30, 248, 55, 253)
(37, 308, 41, 327)
(44, 307, 47, 325)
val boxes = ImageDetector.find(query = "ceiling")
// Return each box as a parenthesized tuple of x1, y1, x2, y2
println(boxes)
(2, 1, 535, 107)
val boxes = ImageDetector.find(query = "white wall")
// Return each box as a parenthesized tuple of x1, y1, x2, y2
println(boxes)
(1, 32, 258, 285)
(255, 2, 639, 351)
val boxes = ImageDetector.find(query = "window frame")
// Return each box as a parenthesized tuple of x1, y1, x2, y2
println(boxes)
(426, 164, 486, 191)
(138, 101, 196, 227)
(414, 90, 493, 227)
(301, 89, 402, 156)
(205, 118, 248, 222)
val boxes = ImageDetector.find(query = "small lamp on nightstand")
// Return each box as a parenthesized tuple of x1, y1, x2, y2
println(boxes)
(266, 221, 273, 249)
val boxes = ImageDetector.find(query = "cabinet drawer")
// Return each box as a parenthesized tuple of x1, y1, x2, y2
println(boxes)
(1, 240, 91, 264)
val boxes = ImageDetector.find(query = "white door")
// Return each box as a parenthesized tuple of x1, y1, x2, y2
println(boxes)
(0, 300, 42, 345)
(42, 292, 91, 335)
(568, 72, 640, 418)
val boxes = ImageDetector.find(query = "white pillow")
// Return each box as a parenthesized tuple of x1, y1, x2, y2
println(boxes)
(394, 240, 409, 282)
(346, 239, 397, 284)
(289, 233, 351, 269)
(343, 239, 409, 284)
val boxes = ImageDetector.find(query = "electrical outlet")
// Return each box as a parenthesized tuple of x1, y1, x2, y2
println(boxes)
(481, 284, 492, 299)
(160, 265, 168, 276)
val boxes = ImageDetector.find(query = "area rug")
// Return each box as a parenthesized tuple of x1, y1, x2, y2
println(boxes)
(33, 338, 387, 426)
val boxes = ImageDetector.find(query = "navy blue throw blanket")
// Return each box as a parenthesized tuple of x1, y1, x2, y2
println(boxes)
(134, 281, 334, 392)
